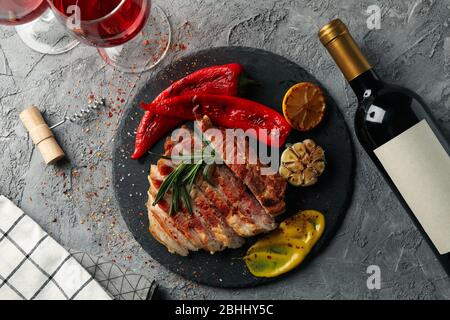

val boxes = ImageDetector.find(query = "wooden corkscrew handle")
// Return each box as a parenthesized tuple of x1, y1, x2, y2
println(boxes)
(20, 106, 65, 165)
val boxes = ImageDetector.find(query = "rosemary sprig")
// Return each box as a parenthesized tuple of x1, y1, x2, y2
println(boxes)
(183, 162, 204, 191)
(152, 159, 215, 217)
(202, 164, 215, 186)
(168, 182, 177, 217)
(180, 186, 193, 216)
(152, 163, 187, 206)
(152, 133, 216, 216)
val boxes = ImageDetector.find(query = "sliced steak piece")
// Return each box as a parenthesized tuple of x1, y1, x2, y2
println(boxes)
(197, 116, 287, 216)
(152, 157, 242, 254)
(196, 177, 266, 237)
(154, 160, 223, 253)
(150, 163, 217, 253)
(147, 197, 190, 256)
(146, 179, 191, 256)
(168, 130, 276, 237)
(147, 210, 188, 256)
(156, 157, 243, 252)
(191, 185, 245, 249)
(149, 166, 203, 251)
(210, 165, 277, 235)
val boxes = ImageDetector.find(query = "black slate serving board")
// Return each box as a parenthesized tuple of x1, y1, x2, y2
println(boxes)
(112, 47, 355, 288)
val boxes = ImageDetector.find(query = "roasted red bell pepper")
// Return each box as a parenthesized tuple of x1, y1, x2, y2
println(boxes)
(132, 64, 245, 160)
(142, 94, 292, 147)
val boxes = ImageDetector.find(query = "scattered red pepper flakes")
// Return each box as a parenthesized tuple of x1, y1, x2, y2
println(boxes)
(87, 94, 95, 104)
(171, 43, 188, 51)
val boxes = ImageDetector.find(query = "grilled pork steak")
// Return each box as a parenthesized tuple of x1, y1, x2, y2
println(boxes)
(197, 116, 287, 216)
(147, 118, 285, 255)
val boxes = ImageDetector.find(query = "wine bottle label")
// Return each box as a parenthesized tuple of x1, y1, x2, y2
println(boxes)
(374, 120, 450, 254)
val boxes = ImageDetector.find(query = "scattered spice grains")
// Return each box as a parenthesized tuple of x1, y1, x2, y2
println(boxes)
(44, 21, 197, 266)
(171, 42, 188, 52)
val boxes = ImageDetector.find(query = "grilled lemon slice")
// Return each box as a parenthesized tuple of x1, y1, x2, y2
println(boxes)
(282, 82, 326, 132)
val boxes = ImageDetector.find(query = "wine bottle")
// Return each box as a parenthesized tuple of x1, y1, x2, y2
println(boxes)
(319, 19, 450, 276)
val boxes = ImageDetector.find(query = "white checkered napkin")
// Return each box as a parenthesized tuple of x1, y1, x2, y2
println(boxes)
(0, 196, 111, 300)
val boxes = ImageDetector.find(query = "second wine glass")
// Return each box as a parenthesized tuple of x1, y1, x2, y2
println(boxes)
(48, 0, 171, 73)
(0, 0, 79, 54)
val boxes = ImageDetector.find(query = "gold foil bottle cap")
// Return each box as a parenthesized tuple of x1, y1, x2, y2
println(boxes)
(318, 19, 372, 81)
(318, 19, 349, 46)
(20, 106, 65, 165)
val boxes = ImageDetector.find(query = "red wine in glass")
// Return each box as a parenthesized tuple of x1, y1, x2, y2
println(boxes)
(49, 0, 171, 73)
(52, 0, 151, 47)
(0, 0, 48, 25)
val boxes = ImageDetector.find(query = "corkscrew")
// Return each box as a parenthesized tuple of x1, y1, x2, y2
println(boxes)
(50, 97, 107, 129)
(19, 97, 107, 165)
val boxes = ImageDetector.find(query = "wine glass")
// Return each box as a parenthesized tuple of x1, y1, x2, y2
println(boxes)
(48, 0, 171, 73)
(0, 0, 79, 54)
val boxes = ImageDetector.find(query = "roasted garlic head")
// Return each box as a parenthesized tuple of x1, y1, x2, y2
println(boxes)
(279, 139, 326, 187)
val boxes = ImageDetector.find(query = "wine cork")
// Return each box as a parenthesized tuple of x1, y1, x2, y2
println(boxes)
(19, 106, 65, 165)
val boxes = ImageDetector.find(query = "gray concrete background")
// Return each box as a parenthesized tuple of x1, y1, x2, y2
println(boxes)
(1, 0, 449, 299)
